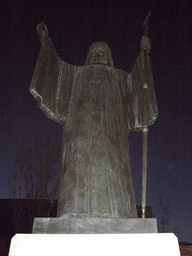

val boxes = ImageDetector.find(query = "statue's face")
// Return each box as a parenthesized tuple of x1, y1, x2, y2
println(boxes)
(88, 45, 109, 65)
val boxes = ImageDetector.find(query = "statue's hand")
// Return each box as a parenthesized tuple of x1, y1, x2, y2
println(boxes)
(36, 21, 49, 50)
(140, 36, 151, 52)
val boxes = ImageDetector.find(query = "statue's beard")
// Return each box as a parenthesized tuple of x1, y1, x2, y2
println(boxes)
(89, 55, 107, 65)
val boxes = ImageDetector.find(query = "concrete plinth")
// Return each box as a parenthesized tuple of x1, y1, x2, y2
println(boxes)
(9, 233, 181, 256)
(33, 215, 158, 234)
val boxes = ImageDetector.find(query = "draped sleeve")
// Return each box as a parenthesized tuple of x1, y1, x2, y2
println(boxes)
(30, 37, 77, 124)
(126, 51, 158, 130)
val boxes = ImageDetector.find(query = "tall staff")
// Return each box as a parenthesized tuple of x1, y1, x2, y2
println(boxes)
(141, 10, 151, 218)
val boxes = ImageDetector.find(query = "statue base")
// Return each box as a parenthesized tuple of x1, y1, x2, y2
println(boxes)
(32, 215, 158, 234)
(9, 233, 181, 256)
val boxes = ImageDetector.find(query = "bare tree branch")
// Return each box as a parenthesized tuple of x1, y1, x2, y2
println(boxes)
(9, 137, 60, 223)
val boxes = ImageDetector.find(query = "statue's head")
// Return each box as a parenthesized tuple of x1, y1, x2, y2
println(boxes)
(85, 42, 114, 67)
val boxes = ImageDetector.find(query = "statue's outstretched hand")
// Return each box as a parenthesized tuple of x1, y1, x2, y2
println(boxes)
(140, 36, 151, 52)
(36, 21, 49, 50)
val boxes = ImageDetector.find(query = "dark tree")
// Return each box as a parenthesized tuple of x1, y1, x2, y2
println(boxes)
(156, 195, 183, 241)
(9, 137, 60, 227)
(156, 195, 171, 233)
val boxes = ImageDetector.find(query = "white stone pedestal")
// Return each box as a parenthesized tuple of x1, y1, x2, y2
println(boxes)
(9, 233, 181, 256)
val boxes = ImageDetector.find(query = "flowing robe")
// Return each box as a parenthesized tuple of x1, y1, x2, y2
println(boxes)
(30, 39, 158, 218)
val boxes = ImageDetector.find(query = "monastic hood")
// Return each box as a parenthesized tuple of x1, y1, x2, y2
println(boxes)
(85, 42, 114, 67)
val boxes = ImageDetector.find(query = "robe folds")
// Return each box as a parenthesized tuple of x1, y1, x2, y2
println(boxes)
(30, 39, 158, 218)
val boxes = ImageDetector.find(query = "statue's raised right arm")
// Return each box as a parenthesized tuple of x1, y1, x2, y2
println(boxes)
(36, 21, 50, 50)
(30, 22, 76, 124)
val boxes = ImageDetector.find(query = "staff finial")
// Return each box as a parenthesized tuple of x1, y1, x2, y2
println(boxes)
(142, 10, 151, 36)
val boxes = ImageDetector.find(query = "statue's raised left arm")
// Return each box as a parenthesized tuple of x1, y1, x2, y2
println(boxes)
(126, 36, 158, 130)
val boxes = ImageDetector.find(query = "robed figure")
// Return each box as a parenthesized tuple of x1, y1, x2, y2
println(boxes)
(30, 22, 158, 218)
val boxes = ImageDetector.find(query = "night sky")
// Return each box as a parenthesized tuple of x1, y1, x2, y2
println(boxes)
(1, 0, 192, 242)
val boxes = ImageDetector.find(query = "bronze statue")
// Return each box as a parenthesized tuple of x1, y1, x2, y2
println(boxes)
(30, 21, 158, 218)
